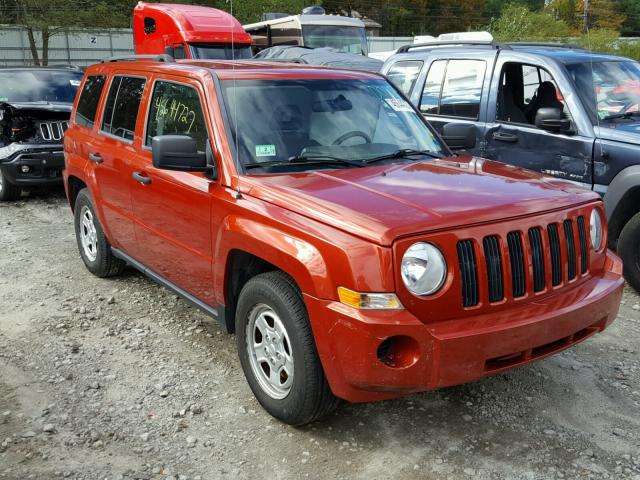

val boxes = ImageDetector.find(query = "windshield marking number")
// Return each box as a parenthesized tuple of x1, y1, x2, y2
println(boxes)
(154, 96, 196, 133)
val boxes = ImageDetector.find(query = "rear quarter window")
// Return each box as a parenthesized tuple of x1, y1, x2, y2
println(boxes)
(74, 75, 106, 128)
(386, 60, 423, 96)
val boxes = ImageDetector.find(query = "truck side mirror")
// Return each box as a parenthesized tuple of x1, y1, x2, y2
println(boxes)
(165, 46, 175, 58)
(534, 108, 572, 133)
(441, 123, 476, 150)
(152, 135, 215, 176)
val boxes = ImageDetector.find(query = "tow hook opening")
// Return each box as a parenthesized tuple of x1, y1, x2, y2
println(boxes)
(376, 335, 420, 369)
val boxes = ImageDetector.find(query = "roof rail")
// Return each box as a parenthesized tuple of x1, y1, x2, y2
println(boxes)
(396, 40, 507, 53)
(505, 42, 584, 50)
(101, 54, 175, 63)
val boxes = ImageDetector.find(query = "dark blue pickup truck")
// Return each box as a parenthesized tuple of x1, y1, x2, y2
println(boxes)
(382, 41, 640, 291)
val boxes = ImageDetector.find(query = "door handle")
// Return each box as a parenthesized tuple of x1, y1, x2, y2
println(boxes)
(492, 132, 518, 143)
(132, 171, 152, 185)
(88, 152, 103, 163)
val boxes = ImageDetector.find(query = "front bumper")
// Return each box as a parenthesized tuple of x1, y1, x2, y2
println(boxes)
(305, 251, 624, 403)
(0, 144, 65, 187)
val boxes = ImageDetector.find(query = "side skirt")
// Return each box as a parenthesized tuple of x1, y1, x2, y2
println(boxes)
(111, 247, 226, 328)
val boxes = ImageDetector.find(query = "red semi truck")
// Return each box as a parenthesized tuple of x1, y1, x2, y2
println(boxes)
(133, 2, 252, 60)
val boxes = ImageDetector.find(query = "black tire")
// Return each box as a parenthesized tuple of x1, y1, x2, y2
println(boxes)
(236, 271, 339, 425)
(618, 211, 640, 292)
(0, 168, 22, 201)
(73, 188, 125, 278)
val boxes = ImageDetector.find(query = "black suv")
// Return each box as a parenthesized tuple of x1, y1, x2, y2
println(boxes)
(0, 66, 83, 201)
(382, 42, 640, 291)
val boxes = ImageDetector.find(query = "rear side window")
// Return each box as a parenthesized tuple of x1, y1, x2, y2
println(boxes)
(386, 60, 423, 96)
(101, 76, 146, 142)
(421, 59, 486, 119)
(75, 75, 105, 128)
(146, 81, 208, 151)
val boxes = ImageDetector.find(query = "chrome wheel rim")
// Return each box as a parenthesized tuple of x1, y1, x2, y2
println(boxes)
(246, 304, 294, 399)
(79, 205, 98, 262)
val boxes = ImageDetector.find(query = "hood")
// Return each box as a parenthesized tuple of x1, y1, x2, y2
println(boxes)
(595, 122, 640, 147)
(3, 102, 73, 114)
(241, 156, 600, 246)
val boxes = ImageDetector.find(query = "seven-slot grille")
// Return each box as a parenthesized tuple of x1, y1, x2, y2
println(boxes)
(39, 121, 69, 141)
(457, 215, 589, 307)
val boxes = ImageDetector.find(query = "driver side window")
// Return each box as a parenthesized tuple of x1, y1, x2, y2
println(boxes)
(497, 62, 572, 126)
(146, 80, 208, 151)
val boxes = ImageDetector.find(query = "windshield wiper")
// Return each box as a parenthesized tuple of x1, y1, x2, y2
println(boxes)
(244, 155, 364, 170)
(363, 148, 444, 165)
(602, 111, 640, 121)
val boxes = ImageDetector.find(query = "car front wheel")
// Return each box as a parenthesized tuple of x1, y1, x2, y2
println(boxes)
(236, 271, 339, 425)
(618, 211, 640, 292)
(0, 168, 22, 201)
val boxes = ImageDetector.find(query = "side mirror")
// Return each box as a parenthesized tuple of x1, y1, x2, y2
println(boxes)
(152, 135, 214, 174)
(164, 46, 175, 57)
(534, 108, 572, 133)
(441, 123, 476, 150)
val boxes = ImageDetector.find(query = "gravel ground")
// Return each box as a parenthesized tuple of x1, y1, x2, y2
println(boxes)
(1, 189, 639, 480)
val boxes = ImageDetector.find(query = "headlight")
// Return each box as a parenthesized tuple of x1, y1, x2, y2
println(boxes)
(401, 242, 447, 296)
(590, 209, 603, 251)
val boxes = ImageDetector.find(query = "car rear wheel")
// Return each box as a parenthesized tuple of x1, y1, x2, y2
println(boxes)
(618, 211, 640, 292)
(73, 188, 125, 278)
(236, 271, 339, 425)
(0, 168, 22, 201)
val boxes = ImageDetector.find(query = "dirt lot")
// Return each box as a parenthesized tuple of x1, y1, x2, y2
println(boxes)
(1, 190, 639, 480)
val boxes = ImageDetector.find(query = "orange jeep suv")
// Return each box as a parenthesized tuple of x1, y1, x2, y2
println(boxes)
(63, 55, 624, 425)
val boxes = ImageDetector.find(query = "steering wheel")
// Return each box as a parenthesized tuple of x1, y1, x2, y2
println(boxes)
(332, 130, 372, 145)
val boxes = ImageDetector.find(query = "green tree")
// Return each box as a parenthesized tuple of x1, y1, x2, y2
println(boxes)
(489, 4, 571, 41)
(575, 0, 625, 32)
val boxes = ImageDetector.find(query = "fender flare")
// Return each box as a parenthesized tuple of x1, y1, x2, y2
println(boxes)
(214, 215, 334, 301)
(603, 165, 640, 241)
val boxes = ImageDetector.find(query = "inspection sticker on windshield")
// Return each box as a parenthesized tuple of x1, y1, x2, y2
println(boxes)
(385, 98, 413, 112)
(256, 144, 276, 157)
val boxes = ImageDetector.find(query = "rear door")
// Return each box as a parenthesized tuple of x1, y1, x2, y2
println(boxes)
(410, 53, 495, 156)
(91, 74, 147, 251)
(128, 76, 216, 305)
(483, 53, 595, 186)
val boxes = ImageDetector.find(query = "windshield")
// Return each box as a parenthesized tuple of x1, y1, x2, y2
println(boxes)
(221, 78, 445, 173)
(566, 60, 640, 123)
(189, 43, 252, 60)
(0, 69, 82, 104)
(302, 25, 368, 55)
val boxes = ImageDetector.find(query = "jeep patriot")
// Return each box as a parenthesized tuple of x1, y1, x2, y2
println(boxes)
(63, 56, 624, 425)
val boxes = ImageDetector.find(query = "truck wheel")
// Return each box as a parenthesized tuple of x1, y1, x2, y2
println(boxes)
(0, 169, 22, 201)
(618, 211, 640, 292)
(73, 188, 125, 278)
(236, 271, 339, 425)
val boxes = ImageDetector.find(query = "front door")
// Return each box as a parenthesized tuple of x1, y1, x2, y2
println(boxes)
(483, 57, 594, 186)
(129, 77, 216, 305)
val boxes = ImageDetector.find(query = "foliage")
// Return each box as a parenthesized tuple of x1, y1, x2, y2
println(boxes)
(578, 28, 620, 52)
(488, 4, 571, 41)
(574, 0, 624, 32)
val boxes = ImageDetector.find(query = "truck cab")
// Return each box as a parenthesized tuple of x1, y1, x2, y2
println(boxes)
(381, 38, 640, 292)
(133, 2, 252, 60)
(244, 6, 368, 55)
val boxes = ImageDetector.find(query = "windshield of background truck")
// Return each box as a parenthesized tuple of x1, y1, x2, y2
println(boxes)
(0, 70, 82, 104)
(189, 43, 252, 60)
(302, 25, 368, 55)
(566, 60, 640, 123)
(221, 78, 445, 173)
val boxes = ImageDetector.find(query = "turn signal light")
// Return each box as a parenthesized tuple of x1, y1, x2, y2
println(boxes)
(337, 287, 403, 310)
